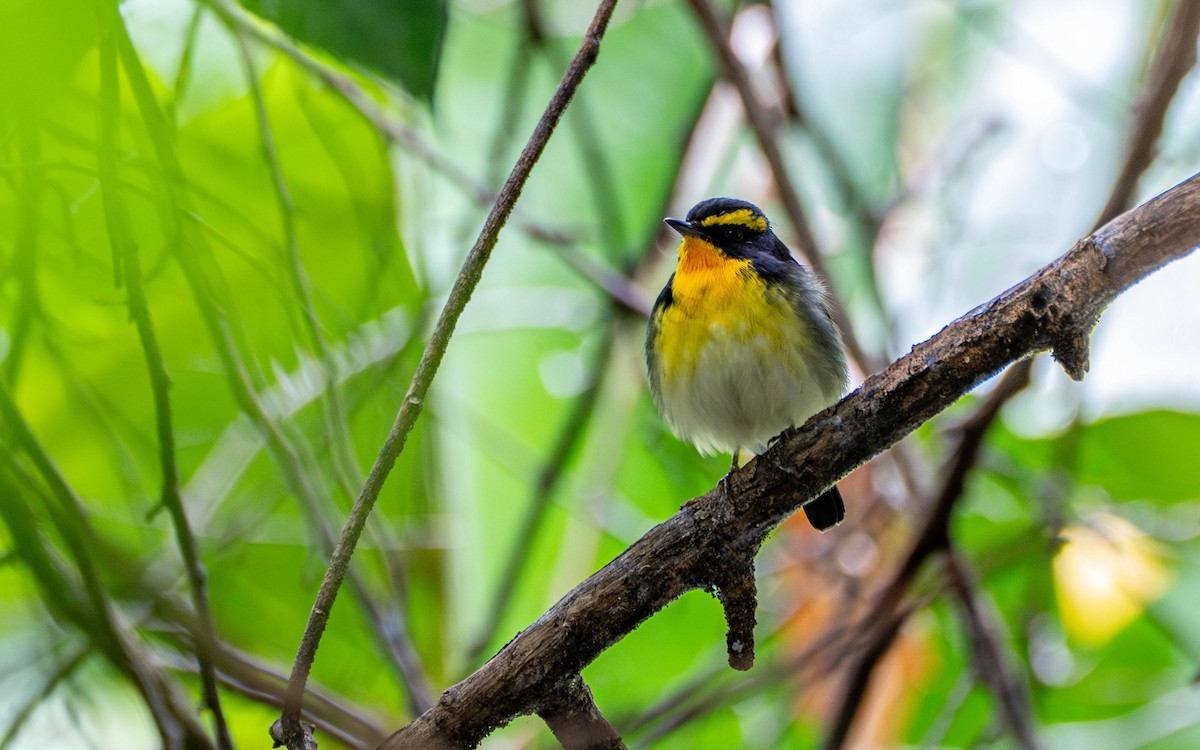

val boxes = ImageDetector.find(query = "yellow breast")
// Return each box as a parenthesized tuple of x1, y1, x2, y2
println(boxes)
(654, 237, 795, 381)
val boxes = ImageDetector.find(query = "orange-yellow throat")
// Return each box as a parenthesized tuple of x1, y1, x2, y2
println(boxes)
(656, 236, 794, 381)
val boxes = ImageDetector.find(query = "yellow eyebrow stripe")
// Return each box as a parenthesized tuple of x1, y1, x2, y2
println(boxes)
(698, 209, 767, 233)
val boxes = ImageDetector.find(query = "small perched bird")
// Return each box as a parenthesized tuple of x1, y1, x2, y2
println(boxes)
(645, 197, 848, 531)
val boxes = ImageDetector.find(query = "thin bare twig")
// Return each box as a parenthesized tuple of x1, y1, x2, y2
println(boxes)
(96, 33, 232, 749)
(766, 24, 893, 335)
(226, 22, 436, 716)
(273, 2, 622, 746)
(818, 601, 920, 750)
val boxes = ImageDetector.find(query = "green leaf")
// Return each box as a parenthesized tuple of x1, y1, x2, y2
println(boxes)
(240, 0, 447, 100)
(0, 0, 106, 120)
(1075, 411, 1200, 505)
(991, 410, 1200, 506)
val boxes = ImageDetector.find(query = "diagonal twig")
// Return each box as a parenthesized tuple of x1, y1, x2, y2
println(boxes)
(96, 32, 233, 749)
(1095, 0, 1200, 229)
(819, 357, 1033, 750)
(272, 2, 622, 747)
(225, 21, 436, 717)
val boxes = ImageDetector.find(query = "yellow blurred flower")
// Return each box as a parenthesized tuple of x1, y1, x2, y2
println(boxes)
(1053, 513, 1171, 647)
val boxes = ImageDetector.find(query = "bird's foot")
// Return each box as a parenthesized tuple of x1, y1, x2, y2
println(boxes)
(768, 425, 800, 449)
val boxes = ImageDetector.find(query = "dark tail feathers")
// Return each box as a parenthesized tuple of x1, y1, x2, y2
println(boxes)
(802, 486, 845, 532)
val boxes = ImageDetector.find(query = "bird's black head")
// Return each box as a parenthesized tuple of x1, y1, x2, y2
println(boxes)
(664, 197, 776, 259)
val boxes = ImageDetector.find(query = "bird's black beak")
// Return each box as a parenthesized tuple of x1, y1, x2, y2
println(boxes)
(664, 217, 704, 238)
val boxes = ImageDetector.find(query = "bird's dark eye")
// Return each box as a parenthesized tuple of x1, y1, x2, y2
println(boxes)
(717, 226, 744, 242)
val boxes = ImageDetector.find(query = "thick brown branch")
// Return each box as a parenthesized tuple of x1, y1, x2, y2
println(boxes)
(380, 175, 1200, 749)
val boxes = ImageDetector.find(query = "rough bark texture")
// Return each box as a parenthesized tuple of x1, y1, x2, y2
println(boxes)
(380, 173, 1200, 749)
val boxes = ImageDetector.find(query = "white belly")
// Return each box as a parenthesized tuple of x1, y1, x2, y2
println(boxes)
(656, 325, 833, 456)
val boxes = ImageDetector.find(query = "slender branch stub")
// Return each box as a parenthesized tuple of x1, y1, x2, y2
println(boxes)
(717, 570, 758, 671)
(270, 719, 315, 750)
(539, 675, 627, 750)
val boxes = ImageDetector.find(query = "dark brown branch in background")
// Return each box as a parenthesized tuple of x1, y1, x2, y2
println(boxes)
(765, 21, 894, 337)
(381, 173, 1200, 748)
(1096, 0, 1200, 229)
(818, 3, 1200, 743)
(686, 0, 879, 374)
(945, 551, 1042, 750)
(271, 2, 622, 747)
(818, 357, 1033, 750)
(818, 602, 919, 750)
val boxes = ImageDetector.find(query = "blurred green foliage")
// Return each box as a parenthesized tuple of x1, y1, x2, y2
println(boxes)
(1, 0, 1199, 749)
